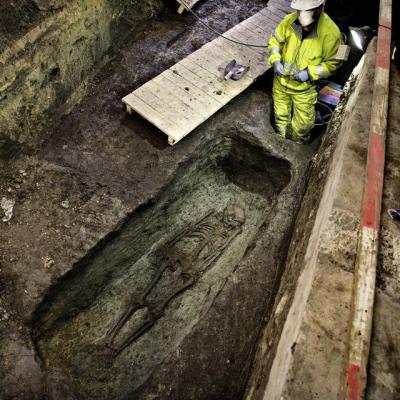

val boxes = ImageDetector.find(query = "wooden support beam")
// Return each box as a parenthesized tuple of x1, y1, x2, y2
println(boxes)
(345, 0, 392, 398)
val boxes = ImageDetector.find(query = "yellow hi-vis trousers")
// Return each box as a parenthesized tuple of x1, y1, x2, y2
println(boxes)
(272, 78, 318, 143)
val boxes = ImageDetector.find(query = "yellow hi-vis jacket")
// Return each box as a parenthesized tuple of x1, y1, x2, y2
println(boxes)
(267, 12, 343, 91)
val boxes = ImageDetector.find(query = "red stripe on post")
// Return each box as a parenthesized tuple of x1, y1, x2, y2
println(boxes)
(347, 363, 364, 400)
(376, 26, 392, 70)
(379, 17, 392, 29)
(362, 133, 385, 229)
(346, 1, 392, 399)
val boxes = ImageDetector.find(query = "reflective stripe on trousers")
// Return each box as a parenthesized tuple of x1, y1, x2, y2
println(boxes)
(272, 77, 318, 143)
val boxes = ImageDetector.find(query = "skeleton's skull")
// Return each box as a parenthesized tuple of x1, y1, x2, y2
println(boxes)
(223, 204, 245, 228)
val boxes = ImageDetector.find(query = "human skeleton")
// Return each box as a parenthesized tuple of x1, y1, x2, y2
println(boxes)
(104, 204, 245, 354)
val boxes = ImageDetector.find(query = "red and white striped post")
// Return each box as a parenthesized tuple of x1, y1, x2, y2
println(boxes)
(346, 0, 392, 399)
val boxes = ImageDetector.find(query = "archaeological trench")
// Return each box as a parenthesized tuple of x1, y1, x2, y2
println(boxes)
(0, 0, 399, 399)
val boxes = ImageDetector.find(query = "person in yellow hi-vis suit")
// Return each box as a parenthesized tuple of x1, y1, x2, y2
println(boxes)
(267, 0, 342, 143)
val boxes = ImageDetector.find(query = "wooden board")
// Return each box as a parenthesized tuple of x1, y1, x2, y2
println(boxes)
(123, 1, 292, 145)
(177, 0, 201, 14)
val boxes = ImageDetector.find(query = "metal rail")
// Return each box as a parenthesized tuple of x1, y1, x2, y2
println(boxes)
(345, 0, 392, 398)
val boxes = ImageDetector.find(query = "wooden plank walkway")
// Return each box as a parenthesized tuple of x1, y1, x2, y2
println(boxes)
(123, 0, 293, 145)
(177, 0, 201, 14)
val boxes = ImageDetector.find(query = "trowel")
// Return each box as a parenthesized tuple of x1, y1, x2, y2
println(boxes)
(224, 60, 250, 81)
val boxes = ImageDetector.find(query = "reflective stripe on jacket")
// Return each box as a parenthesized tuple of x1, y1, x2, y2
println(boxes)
(267, 12, 343, 91)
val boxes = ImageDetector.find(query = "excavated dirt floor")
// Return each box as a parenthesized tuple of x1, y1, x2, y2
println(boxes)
(34, 137, 292, 399)
(0, 1, 387, 399)
(0, 2, 316, 399)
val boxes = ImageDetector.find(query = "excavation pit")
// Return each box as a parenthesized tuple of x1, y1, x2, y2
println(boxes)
(0, 0, 386, 399)
(34, 136, 292, 399)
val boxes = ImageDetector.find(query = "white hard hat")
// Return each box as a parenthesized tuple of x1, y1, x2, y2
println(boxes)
(291, 0, 324, 10)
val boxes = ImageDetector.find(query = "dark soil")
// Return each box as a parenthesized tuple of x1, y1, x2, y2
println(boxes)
(0, 1, 50, 53)
(0, 0, 377, 398)
(0, 2, 308, 399)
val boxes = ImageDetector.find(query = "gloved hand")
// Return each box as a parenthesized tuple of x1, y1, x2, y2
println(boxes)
(294, 69, 309, 82)
(273, 61, 285, 76)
